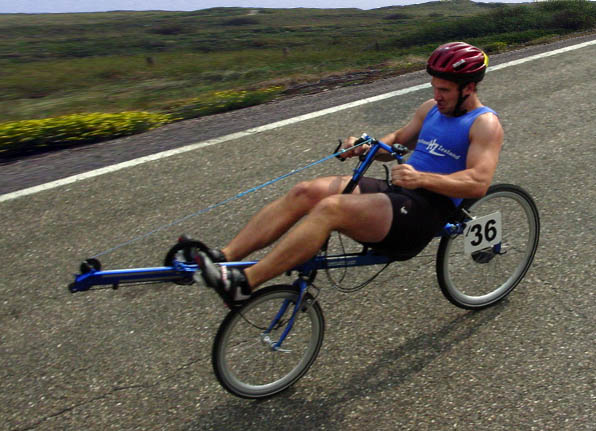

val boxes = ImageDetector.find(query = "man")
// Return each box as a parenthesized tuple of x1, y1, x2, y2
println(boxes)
(196, 41, 504, 305)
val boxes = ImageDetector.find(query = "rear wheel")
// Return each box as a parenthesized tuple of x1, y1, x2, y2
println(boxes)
(436, 184, 540, 309)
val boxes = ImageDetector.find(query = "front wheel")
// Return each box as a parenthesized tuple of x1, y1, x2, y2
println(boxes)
(436, 184, 540, 309)
(212, 284, 325, 398)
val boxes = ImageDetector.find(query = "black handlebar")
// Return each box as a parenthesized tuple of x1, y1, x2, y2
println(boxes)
(334, 136, 409, 163)
(334, 135, 411, 189)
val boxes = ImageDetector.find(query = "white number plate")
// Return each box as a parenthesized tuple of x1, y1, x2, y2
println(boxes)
(464, 211, 502, 255)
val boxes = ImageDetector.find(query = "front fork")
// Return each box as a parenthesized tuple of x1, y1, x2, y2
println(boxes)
(261, 278, 310, 352)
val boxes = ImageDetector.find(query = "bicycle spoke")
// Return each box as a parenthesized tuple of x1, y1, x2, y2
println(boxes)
(436, 184, 540, 309)
(212, 285, 324, 398)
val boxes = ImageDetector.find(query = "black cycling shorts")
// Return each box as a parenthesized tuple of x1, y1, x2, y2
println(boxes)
(357, 177, 456, 260)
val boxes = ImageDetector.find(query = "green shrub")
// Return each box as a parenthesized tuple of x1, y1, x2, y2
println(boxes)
(222, 17, 259, 26)
(0, 111, 174, 156)
(393, 1, 596, 48)
(148, 25, 186, 35)
(168, 86, 283, 120)
(384, 13, 411, 20)
(550, 9, 595, 30)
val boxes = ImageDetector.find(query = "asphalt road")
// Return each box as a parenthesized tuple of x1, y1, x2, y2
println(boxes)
(1, 36, 595, 430)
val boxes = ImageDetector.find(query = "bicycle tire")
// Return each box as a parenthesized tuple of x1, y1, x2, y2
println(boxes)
(212, 284, 325, 398)
(436, 184, 540, 309)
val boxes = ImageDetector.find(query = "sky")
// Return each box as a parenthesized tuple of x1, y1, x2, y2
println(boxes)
(0, 0, 530, 14)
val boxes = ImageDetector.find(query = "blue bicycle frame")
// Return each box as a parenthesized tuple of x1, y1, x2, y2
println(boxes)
(68, 136, 469, 350)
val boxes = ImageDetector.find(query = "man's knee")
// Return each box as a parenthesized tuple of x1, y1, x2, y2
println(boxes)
(288, 178, 338, 207)
(310, 195, 345, 222)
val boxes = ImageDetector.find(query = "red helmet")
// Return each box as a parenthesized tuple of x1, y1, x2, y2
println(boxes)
(427, 42, 488, 84)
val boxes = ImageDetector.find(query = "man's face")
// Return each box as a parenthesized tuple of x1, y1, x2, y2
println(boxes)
(431, 77, 469, 116)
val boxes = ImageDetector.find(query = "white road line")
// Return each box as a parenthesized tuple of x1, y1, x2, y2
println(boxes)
(2, 38, 595, 203)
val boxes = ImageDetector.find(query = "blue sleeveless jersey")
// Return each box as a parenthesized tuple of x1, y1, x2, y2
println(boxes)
(406, 105, 497, 207)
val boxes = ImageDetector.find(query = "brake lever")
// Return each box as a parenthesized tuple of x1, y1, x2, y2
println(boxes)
(334, 139, 346, 161)
(383, 165, 393, 189)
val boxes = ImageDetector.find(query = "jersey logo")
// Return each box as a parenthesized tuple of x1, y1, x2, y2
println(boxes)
(417, 138, 462, 160)
(426, 140, 445, 157)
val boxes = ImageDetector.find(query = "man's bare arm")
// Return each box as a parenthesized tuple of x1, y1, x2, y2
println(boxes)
(391, 112, 503, 198)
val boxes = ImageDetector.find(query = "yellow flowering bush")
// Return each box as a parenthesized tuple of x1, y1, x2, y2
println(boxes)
(170, 86, 283, 120)
(483, 41, 508, 53)
(0, 86, 282, 157)
(0, 111, 173, 156)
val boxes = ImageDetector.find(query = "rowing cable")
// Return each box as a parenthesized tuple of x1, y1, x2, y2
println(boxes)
(91, 140, 370, 259)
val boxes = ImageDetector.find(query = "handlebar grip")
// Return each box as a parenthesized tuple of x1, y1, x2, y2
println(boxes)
(391, 143, 409, 164)
(391, 143, 409, 156)
(334, 134, 374, 161)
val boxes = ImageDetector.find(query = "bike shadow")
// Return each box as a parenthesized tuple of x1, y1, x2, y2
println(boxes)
(185, 301, 507, 431)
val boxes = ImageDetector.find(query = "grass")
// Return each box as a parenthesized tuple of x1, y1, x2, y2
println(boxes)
(0, 2, 514, 121)
(0, 0, 595, 156)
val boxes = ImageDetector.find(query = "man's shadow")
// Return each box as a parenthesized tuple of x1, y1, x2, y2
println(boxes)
(186, 301, 507, 431)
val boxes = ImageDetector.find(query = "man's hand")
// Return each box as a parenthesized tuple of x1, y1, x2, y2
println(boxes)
(391, 163, 421, 189)
(340, 136, 370, 159)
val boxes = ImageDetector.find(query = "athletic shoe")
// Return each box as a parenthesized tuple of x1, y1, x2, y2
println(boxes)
(194, 252, 251, 305)
(206, 248, 227, 263)
(177, 234, 227, 262)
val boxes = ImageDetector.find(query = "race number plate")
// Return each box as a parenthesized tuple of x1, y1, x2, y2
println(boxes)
(464, 211, 502, 255)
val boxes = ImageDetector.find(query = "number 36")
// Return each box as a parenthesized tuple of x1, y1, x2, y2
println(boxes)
(469, 219, 498, 246)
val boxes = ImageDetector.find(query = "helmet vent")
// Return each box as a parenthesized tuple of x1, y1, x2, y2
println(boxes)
(452, 59, 466, 70)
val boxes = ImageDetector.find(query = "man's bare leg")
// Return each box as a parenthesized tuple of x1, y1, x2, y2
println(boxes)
(222, 176, 355, 261)
(244, 192, 393, 288)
